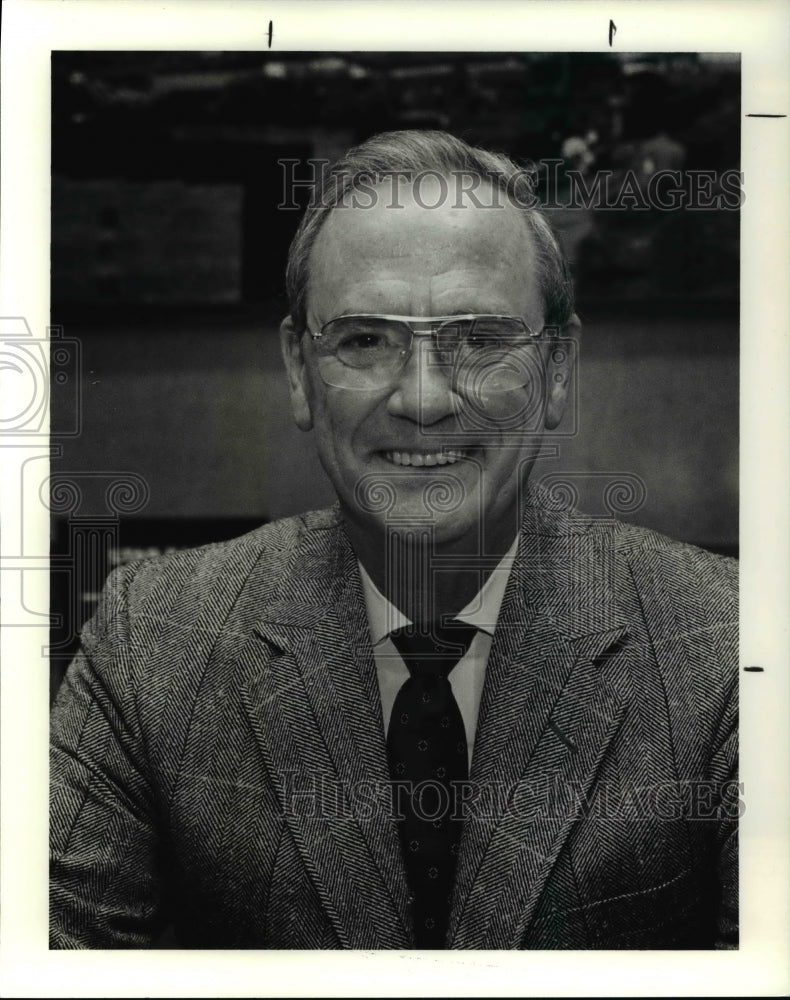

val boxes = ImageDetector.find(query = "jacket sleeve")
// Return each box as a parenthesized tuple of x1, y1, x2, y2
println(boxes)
(625, 538, 739, 950)
(697, 551, 739, 950)
(711, 661, 739, 950)
(50, 561, 165, 948)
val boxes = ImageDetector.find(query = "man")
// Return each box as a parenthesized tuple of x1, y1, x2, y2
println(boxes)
(50, 130, 738, 949)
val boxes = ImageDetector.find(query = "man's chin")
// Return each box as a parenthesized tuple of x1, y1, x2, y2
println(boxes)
(347, 499, 479, 550)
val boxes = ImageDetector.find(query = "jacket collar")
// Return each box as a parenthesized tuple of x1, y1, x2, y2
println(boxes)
(249, 484, 626, 637)
(357, 532, 519, 643)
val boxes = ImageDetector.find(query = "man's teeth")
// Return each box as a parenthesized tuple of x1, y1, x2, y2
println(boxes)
(384, 450, 467, 467)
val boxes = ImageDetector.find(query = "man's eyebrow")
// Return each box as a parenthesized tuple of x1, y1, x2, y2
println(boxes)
(428, 307, 504, 317)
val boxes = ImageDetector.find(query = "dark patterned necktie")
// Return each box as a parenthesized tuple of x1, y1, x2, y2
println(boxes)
(387, 619, 477, 948)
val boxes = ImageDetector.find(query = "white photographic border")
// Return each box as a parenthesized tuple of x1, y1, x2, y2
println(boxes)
(1, 1, 788, 995)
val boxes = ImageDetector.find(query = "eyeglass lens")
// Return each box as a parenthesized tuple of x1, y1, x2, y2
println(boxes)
(315, 316, 537, 391)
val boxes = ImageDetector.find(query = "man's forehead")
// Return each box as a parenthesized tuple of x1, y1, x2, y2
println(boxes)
(310, 176, 535, 292)
(321, 176, 532, 251)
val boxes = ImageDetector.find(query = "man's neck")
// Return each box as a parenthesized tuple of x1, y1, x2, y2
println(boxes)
(345, 512, 521, 624)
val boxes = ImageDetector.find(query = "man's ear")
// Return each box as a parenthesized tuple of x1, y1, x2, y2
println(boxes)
(279, 315, 313, 431)
(544, 312, 581, 431)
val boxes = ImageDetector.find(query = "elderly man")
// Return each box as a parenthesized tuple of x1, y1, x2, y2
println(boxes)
(50, 130, 738, 950)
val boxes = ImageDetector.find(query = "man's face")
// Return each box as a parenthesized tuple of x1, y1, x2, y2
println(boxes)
(281, 175, 575, 553)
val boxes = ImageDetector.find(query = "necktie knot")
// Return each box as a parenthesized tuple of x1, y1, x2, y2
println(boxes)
(389, 620, 477, 678)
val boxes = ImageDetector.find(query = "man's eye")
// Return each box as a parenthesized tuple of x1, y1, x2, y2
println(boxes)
(465, 331, 507, 349)
(342, 333, 386, 351)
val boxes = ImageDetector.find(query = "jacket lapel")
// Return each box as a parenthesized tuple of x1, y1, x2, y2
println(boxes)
(239, 516, 412, 949)
(449, 498, 630, 948)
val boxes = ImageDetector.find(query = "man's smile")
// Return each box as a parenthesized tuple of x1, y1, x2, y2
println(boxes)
(379, 448, 470, 467)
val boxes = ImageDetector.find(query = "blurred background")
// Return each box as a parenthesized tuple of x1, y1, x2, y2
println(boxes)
(50, 50, 739, 692)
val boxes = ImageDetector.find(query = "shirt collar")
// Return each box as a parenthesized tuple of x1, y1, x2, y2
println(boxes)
(358, 535, 519, 646)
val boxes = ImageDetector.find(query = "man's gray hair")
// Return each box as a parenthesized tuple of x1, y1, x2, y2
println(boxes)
(285, 129, 574, 333)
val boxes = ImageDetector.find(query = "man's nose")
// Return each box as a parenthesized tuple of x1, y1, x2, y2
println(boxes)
(385, 337, 458, 425)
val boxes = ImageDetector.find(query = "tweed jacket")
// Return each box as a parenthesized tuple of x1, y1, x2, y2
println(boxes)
(50, 489, 739, 949)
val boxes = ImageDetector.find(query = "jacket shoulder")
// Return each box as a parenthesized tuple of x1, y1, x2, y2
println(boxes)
(608, 519, 738, 609)
(603, 519, 738, 732)
(531, 485, 737, 608)
(82, 506, 341, 653)
(533, 488, 739, 697)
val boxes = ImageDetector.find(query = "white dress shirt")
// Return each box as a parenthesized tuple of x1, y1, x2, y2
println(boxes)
(358, 538, 518, 768)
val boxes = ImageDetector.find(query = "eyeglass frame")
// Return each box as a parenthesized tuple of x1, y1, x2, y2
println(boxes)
(305, 313, 548, 389)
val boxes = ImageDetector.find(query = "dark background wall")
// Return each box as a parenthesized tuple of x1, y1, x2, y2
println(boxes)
(50, 51, 739, 690)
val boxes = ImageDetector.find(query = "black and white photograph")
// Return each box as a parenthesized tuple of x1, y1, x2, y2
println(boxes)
(1, 1, 788, 996)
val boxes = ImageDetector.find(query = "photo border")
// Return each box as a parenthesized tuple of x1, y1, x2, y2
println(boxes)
(1, 1, 788, 996)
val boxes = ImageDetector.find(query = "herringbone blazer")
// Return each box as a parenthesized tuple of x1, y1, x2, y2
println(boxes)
(50, 488, 738, 949)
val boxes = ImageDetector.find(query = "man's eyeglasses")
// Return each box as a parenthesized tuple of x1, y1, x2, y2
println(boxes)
(307, 314, 545, 391)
